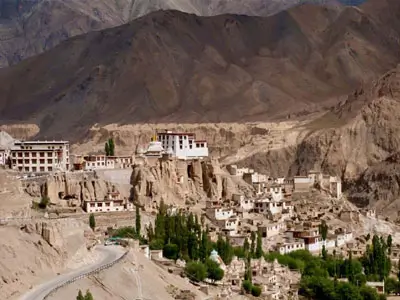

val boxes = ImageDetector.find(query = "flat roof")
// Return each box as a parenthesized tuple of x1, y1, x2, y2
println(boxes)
(15, 140, 69, 144)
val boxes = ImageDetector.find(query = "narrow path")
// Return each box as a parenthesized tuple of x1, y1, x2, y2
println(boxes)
(19, 245, 126, 300)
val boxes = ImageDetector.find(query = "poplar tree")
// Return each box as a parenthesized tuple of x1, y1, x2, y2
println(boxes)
(255, 231, 263, 258)
(135, 205, 141, 236)
(250, 231, 256, 256)
(89, 213, 96, 231)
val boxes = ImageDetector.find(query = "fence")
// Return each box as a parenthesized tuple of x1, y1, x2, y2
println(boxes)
(43, 250, 129, 299)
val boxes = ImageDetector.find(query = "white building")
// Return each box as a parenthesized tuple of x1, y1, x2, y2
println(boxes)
(84, 191, 132, 213)
(330, 176, 342, 199)
(227, 165, 253, 177)
(233, 194, 254, 211)
(259, 222, 287, 238)
(11, 140, 70, 172)
(206, 207, 235, 221)
(278, 240, 305, 255)
(267, 185, 284, 202)
(219, 217, 239, 236)
(157, 130, 208, 159)
(0, 149, 10, 166)
(145, 140, 164, 157)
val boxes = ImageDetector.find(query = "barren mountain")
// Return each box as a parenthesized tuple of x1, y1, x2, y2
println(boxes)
(0, 0, 364, 68)
(0, 1, 399, 139)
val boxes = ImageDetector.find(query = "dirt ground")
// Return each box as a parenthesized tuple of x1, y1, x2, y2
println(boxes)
(48, 250, 209, 300)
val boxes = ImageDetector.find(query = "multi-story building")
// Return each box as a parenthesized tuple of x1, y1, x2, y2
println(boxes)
(11, 140, 70, 172)
(156, 130, 208, 159)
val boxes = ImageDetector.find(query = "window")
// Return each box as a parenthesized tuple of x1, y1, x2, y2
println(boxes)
(25, 167, 29, 172)
(32, 152, 37, 157)
(98, 203, 103, 207)
(40, 159, 45, 164)
(48, 167, 52, 171)
(12, 152, 16, 157)
(40, 152, 45, 157)
(12, 159, 16, 164)
(90, 203, 95, 207)
(24, 159, 29, 164)
(106, 203, 110, 207)
(32, 159, 37, 164)
(24, 152, 29, 157)
(18, 159, 23, 164)
(18, 152, 23, 157)
(40, 167, 45, 172)
(47, 152, 52, 157)
(47, 159, 52, 164)
(32, 167, 37, 172)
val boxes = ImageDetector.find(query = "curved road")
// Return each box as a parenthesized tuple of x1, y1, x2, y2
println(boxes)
(20, 245, 126, 300)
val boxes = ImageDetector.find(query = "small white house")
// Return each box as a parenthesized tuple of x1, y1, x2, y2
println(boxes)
(278, 240, 305, 255)
(206, 207, 234, 221)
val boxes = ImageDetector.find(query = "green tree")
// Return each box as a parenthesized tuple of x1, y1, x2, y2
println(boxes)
(84, 290, 94, 300)
(185, 261, 207, 282)
(250, 231, 256, 256)
(385, 277, 397, 295)
(108, 138, 115, 156)
(398, 259, 400, 281)
(335, 282, 362, 300)
(105, 142, 110, 156)
(89, 213, 96, 231)
(319, 221, 328, 241)
(77, 290, 84, 300)
(255, 231, 263, 258)
(135, 205, 141, 236)
(251, 285, 262, 297)
(322, 245, 328, 261)
(199, 230, 209, 262)
(243, 237, 250, 254)
(205, 258, 224, 282)
(387, 235, 393, 255)
(359, 286, 380, 300)
(163, 243, 179, 261)
(242, 280, 252, 293)
(149, 239, 164, 250)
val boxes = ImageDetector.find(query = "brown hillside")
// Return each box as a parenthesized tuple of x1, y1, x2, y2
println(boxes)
(0, 3, 399, 139)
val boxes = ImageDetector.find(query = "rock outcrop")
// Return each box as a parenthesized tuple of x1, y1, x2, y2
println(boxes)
(130, 157, 252, 208)
(0, 218, 96, 299)
(23, 171, 124, 207)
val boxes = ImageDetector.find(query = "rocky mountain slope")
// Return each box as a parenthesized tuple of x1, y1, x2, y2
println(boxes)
(0, 218, 97, 299)
(0, 0, 352, 68)
(1, 1, 399, 139)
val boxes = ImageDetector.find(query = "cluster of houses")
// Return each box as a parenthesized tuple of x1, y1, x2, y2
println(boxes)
(204, 165, 357, 260)
(210, 250, 300, 299)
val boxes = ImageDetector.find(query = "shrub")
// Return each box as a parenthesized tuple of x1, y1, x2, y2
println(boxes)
(185, 261, 207, 282)
(163, 243, 179, 261)
(38, 196, 50, 209)
(149, 239, 164, 250)
(205, 258, 224, 282)
(242, 280, 252, 293)
(251, 285, 262, 297)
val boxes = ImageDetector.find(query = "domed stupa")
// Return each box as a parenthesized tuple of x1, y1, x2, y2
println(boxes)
(145, 135, 164, 157)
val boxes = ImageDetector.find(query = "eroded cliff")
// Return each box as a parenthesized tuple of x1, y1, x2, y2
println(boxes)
(130, 157, 253, 208)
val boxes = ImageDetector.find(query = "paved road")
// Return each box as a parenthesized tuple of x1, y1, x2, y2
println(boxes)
(20, 245, 126, 300)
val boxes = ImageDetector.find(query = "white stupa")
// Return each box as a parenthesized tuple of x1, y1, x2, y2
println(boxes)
(209, 249, 226, 270)
(145, 136, 164, 157)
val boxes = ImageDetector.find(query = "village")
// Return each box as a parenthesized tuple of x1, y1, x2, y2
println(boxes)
(0, 130, 396, 299)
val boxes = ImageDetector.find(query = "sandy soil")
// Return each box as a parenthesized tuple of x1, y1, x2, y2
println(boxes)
(48, 250, 209, 300)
